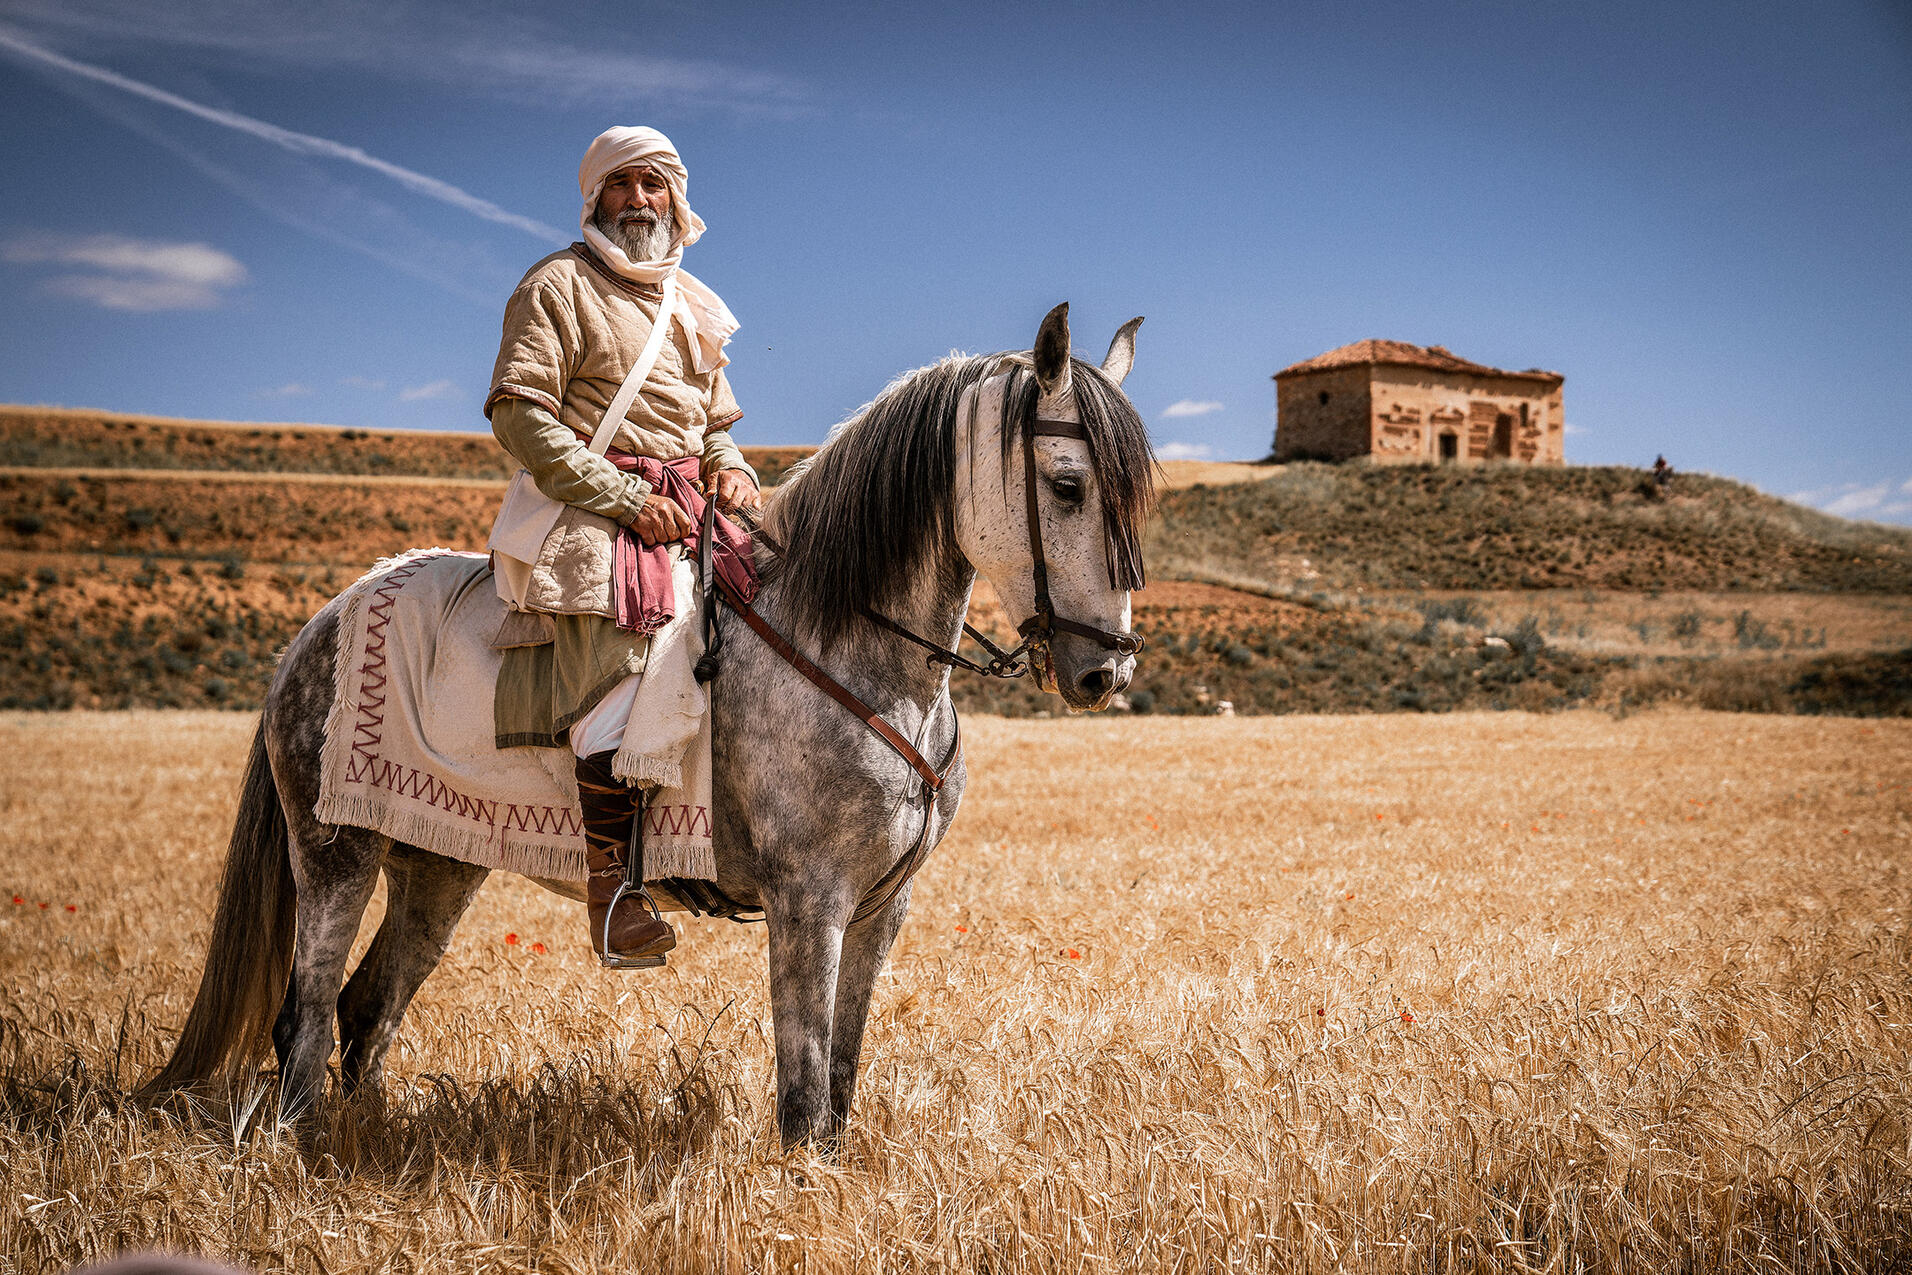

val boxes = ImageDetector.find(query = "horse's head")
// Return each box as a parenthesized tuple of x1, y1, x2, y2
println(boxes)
(956, 304, 1157, 712)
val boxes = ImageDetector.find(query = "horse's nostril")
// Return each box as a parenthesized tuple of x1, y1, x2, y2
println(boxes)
(1078, 668, 1114, 700)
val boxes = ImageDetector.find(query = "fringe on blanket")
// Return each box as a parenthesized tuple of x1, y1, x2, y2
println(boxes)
(314, 793, 589, 881)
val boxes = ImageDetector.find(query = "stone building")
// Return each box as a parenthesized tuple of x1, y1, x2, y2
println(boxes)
(1272, 340, 1564, 465)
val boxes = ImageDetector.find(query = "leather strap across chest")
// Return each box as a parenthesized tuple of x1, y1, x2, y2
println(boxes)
(715, 575, 955, 794)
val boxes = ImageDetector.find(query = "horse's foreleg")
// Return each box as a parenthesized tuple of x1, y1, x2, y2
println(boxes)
(272, 824, 386, 1124)
(338, 844, 489, 1095)
(827, 883, 911, 1136)
(765, 887, 853, 1148)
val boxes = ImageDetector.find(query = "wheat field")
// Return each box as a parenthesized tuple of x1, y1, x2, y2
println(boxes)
(2, 709, 1909, 1272)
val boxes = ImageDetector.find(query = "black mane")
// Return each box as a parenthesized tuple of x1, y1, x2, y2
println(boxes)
(765, 352, 1157, 651)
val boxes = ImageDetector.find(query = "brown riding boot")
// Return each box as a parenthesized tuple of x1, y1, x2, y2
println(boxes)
(575, 751, 677, 968)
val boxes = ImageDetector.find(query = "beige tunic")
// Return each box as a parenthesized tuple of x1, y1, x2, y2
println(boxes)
(487, 243, 745, 620)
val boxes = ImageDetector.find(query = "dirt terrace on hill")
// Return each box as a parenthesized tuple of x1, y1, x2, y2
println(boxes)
(0, 406, 817, 487)
(1, 469, 497, 563)
(2, 404, 1271, 493)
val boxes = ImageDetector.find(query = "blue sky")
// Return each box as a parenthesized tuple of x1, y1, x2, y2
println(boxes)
(2, 0, 1909, 524)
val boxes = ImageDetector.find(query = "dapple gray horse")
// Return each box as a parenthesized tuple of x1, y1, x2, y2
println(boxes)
(141, 304, 1157, 1146)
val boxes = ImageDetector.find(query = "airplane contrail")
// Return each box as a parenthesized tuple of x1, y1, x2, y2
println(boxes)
(0, 25, 566, 243)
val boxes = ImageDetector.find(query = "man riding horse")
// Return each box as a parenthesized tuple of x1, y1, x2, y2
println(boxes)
(485, 126, 759, 968)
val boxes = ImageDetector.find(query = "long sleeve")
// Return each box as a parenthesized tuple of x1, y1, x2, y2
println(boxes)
(700, 427, 756, 485)
(490, 395, 650, 525)
(698, 365, 755, 483)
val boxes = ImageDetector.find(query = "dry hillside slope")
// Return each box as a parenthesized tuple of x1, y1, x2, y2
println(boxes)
(3, 406, 1907, 716)
(1148, 462, 1912, 594)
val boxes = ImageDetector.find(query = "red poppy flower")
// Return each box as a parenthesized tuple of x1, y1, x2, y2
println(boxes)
(1345, 892, 1355, 901)
(1062, 949, 1080, 959)
(64, 904, 75, 913)
(38, 902, 48, 910)
(955, 925, 968, 933)
(1400, 1011, 1416, 1024)
(505, 933, 519, 945)
(531, 942, 546, 954)
(1315, 1007, 1326, 1016)
(10, 896, 20, 905)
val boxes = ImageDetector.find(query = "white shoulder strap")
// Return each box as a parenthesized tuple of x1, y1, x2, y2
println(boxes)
(586, 272, 679, 457)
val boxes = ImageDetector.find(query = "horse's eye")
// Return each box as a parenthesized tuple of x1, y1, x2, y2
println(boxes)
(1053, 476, 1085, 504)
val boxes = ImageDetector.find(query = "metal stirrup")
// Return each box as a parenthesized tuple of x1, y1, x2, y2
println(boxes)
(601, 789, 667, 970)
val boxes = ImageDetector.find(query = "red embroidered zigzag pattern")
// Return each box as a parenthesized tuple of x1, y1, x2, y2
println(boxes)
(647, 802, 711, 839)
(342, 555, 584, 841)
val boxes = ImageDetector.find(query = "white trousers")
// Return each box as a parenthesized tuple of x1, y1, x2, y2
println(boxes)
(570, 672, 641, 758)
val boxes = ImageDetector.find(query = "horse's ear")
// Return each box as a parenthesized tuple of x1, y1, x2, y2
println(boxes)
(1034, 302, 1072, 398)
(1101, 316, 1143, 387)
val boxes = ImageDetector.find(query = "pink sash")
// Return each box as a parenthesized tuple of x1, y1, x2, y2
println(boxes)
(607, 453, 759, 633)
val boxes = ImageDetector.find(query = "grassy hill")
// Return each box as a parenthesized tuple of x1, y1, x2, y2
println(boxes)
(2, 407, 1907, 716)
(1148, 462, 1912, 595)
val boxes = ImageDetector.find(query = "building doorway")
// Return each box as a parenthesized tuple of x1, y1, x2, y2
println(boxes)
(1438, 433, 1458, 463)
(1492, 414, 1514, 458)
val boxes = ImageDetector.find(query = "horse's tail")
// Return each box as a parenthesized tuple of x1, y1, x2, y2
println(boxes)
(138, 720, 296, 1097)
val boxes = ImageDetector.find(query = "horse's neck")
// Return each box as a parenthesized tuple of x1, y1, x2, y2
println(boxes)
(753, 543, 974, 715)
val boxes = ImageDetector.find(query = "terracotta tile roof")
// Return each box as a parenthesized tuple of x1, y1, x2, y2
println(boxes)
(1274, 339, 1562, 382)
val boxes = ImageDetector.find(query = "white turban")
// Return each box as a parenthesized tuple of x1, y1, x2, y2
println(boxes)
(577, 125, 737, 373)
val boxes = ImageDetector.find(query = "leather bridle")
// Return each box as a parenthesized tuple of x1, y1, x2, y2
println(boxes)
(1013, 416, 1147, 660)
(863, 415, 1144, 684)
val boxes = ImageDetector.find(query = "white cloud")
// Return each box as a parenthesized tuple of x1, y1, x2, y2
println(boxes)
(0, 26, 565, 242)
(5, 232, 246, 310)
(400, 379, 459, 402)
(341, 375, 387, 390)
(1154, 442, 1216, 461)
(1161, 399, 1225, 419)
(7, 234, 244, 286)
(0, 5, 806, 116)
(257, 382, 313, 399)
(1789, 478, 1912, 524)
(1563, 422, 1588, 436)
(1823, 483, 1890, 517)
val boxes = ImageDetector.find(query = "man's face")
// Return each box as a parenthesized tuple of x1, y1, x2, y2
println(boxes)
(597, 165, 671, 224)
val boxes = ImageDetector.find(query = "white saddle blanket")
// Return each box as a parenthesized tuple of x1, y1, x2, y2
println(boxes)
(313, 549, 715, 883)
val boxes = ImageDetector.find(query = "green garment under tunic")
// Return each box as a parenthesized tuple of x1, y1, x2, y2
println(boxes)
(493, 613, 652, 749)
(487, 392, 748, 750)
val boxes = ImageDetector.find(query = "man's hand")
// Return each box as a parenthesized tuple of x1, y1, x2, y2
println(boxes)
(630, 493, 695, 546)
(707, 467, 762, 514)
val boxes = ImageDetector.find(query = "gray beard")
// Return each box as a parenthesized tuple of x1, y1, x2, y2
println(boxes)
(596, 206, 674, 263)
